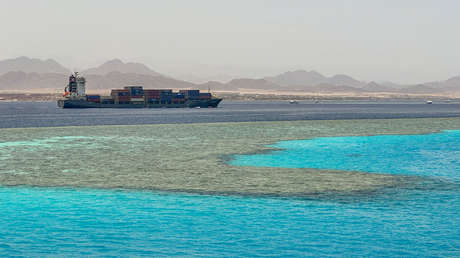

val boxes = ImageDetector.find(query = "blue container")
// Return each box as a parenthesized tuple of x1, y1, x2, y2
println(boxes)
(87, 95, 101, 99)
(124, 86, 144, 96)
(173, 93, 185, 99)
(187, 90, 200, 96)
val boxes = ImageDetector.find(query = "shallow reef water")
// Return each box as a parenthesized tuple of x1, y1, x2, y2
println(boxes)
(1, 118, 459, 195)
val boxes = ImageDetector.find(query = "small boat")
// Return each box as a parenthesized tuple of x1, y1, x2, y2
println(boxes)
(289, 100, 299, 104)
(426, 100, 433, 104)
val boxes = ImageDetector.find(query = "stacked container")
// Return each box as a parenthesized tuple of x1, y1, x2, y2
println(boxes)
(144, 89, 161, 99)
(156, 90, 171, 102)
(180, 89, 200, 99)
(100, 96, 114, 104)
(111, 89, 129, 97)
(124, 86, 144, 97)
(86, 95, 101, 103)
(130, 96, 145, 104)
(106, 87, 211, 106)
(144, 89, 160, 104)
(111, 89, 130, 104)
(172, 92, 185, 104)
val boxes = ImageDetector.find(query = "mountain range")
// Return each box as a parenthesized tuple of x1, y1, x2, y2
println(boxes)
(0, 56, 459, 94)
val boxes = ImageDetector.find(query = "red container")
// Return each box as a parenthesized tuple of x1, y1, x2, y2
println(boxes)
(111, 89, 129, 93)
(145, 94, 160, 98)
(144, 90, 161, 97)
(144, 89, 162, 93)
(116, 96, 131, 101)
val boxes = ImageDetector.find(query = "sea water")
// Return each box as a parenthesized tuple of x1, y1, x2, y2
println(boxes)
(228, 130, 460, 256)
(1, 131, 459, 256)
(0, 188, 458, 257)
(2, 101, 460, 128)
(231, 130, 460, 179)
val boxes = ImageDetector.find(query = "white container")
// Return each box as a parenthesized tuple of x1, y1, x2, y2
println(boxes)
(131, 97, 145, 102)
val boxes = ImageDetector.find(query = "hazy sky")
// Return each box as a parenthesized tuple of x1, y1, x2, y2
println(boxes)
(1, 0, 459, 83)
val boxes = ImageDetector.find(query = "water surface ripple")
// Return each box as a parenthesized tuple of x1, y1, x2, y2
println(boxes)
(0, 105, 459, 256)
(1, 101, 460, 128)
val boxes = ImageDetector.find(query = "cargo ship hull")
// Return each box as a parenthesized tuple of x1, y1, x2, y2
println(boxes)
(58, 98, 222, 109)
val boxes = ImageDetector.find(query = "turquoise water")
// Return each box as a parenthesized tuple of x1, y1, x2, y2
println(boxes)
(1, 187, 458, 257)
(228, 130, 458, 256)
(231, 130, 460, 180)
(1, 131, 459, 256)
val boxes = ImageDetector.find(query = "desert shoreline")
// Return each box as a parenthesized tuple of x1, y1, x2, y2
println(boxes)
(1, 89, 459, 102)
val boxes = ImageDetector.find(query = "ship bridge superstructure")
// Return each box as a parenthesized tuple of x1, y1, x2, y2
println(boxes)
(64, 72, 86, 99)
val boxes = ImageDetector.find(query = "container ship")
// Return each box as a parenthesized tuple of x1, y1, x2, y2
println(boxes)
(57, 73, 222, 108)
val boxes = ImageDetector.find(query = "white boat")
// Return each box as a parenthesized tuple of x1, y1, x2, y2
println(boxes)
(426, 100, 433, 104)
(289, 100, 299, 104)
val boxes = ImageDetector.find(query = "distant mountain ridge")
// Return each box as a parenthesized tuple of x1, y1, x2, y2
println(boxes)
(203, 70, 460, 93)
(0, 56, 458, 94)
(264, 70, 366, 88)
(264, 70, 326, 86)
(0, 57, 193, 91)
(82, 59, 163, 77)
(0, 57, 70, 75)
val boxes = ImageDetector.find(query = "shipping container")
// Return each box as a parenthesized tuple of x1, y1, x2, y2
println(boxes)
(130, 97, 145, 102)
(87, 95, 101, 99)
(180, 90, 200, 100)
(114, 97, 131, 104)
(111, 89, 130, 97)
(180, 89, 200, 96)
(101, 99, 114, 104)
(144, 89, 161, 93)
(124, 86, 144, 96)
(114, 95, 131, 103)
(160, 91, 173, 100)
(114, 95, 131, 99)
(174, 93, 185, 99)
(172, 99, 186, 104)
(146, 96, 160, 100)
(144, 89, 162, 97)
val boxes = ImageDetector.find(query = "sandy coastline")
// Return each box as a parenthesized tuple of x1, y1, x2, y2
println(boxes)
(1, 89, 459, 102)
